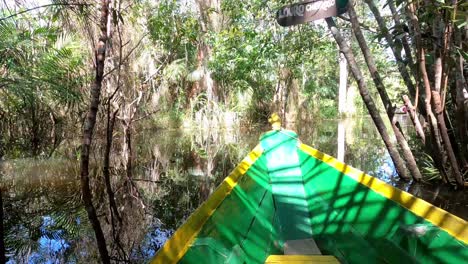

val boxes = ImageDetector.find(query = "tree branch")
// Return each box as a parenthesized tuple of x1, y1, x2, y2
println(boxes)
(102, 33, 147, 78)
(133, 109, 160, 123)
(0, 3, 93, 22)
(338, 15, 378, 34)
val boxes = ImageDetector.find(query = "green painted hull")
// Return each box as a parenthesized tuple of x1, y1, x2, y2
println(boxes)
(152, 130, 467, 263)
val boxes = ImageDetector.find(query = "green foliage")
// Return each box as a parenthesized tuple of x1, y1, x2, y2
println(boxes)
(208, 0, 342, 120)
(0, 21, 85, 101)
(0, 13, 87, 157)
(147, 0, 199, 58)
(420, 153, 442, 182)
(318, 99, 339, 119)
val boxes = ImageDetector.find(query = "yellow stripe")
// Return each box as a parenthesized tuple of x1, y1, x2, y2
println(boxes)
(299, 143, 468, 245)
(265, 255, 340, 263)
(150, 145, 263, 264)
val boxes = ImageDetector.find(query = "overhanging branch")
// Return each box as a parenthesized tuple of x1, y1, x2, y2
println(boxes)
(0, 3, 93, 22)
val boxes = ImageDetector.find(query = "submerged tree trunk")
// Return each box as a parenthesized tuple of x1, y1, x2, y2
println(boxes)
(419, 47, 447, 180)
(347, 3, 422, 181)
(326, 17, 410, 180)
(0, 189, 5, 264)
(80, 0, 111, 263)
(455, 55, 468, 168)
(406, 2, 464, 186)
(432, 91, 464, 186)
(406, 3, 442, 164)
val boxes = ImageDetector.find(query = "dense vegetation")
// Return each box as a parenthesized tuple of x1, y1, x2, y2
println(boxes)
(0, 0, 466, 262)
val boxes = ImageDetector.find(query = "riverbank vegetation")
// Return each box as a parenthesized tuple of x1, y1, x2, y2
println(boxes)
(1, 0, 467, 262)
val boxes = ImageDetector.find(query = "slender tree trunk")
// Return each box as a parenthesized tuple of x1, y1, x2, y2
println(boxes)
(348, 2, 422, 181)
(326, 17, 410, 180)
(0, 189, 6, 264)
(406, 3, 448, 180)
(432, 4, 444, 95)
(455, 54, 468, 168)
(195, 0, 222, 103)
(407, 2, 464, 186)
(125, 123, 133, 180)
(338, 49, 348, 115)
(403, 95, 425, 141)
(30, 102, 39, 156)
(388, 0, 415, 76)
(432, 91, 464, 186)
(285, 78, 300, 129)
(104, 105, 121, 223)
(273, 68, 291, 120)
(420, 47, 447, 179)
(430, 2, 463, 185)
(364, 0, 425, 116)
(80, 0, 111, 263)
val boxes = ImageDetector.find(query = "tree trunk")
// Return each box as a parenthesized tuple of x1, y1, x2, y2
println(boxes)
(326, 17, 410, 180)
(195, 0, 223, 103)
(432, 91, 464, 186)
(388, 0, 415, 76)
(338, 49, 348, 115)
(285, 77, 301, 129)
(30, 101, 39, 156)
(420, 48, 447, 180)
(272, 67, 291, 121)
(0, 189, 6, 264)
(406, 3, 449, 182)
(347, 2, 422, 181)
(455, 55, 468, 168)
(124, 123, 133, 180)
(194, 43, 218, 102)
(104, 105, 121, 223)
(402, 95, 425, 142)
(79, 0, 111, 263)
(364, 0, 424, 116)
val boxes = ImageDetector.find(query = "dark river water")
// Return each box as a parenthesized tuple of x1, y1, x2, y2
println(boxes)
(0, 116, 466, 263)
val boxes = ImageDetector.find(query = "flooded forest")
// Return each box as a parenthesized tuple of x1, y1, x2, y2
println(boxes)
(0, 0, 467, 263)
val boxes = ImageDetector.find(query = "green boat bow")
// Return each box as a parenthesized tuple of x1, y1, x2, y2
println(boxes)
(151, 130, 467, 263)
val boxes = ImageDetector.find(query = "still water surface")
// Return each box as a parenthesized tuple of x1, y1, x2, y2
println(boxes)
(1, 117, 466, 263)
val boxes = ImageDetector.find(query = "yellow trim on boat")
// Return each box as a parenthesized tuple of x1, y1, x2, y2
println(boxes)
(150, 145, 263, 264)
(265, 255, 340, 263)
(299, 143, 468, 245)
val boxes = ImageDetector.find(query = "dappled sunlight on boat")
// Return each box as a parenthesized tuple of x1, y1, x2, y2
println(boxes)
(153, 130, 467, 263)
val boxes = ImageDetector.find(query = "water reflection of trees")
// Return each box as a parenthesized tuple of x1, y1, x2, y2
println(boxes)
(0, 159, 90, 263)
(135, 129, 256, 231)
(1, 121, 465, 262)
(298, 117, 403, 182)
(0, 128, 256, 262)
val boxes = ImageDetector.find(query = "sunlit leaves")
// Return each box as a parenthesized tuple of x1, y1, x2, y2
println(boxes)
(0, 17, 86, 105)
(147, 0, 199, 57)
(0, 6, 87, 157)
(163, 58, 189, 84)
